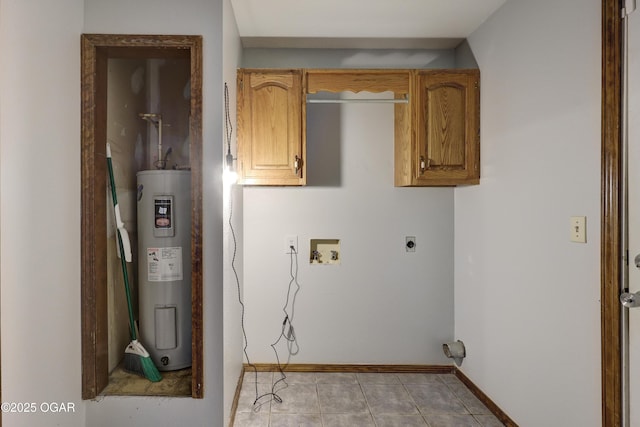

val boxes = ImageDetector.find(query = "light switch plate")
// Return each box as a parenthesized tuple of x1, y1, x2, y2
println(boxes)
(570, 216, 586, 243)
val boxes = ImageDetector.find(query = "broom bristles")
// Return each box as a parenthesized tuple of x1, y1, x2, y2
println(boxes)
(141, 356, 163, 382)
(123, 340, 162, 382)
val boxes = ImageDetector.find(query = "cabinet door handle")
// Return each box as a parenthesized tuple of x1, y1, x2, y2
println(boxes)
(294, 155, 302, 176)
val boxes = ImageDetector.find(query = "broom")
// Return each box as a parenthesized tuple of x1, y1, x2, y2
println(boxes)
(107, 143, 162, 382)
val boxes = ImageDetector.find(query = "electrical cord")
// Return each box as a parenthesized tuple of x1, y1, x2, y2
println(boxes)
(225, 81, 302, 410)
(225, 80, 261, 404)
(252, 246, 303, 408)
(271, 247, 302, 390)
(227, 202, 294, 410)
(227, 187, 262, 404)
(224, 83, 234, 168)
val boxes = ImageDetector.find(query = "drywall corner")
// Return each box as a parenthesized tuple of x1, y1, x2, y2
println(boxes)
(454, 40, 479, 69)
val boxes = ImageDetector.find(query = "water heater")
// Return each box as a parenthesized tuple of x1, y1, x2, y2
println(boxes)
(137, 170, 192, 371)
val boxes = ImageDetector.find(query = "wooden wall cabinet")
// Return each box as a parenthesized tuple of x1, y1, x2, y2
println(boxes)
(237, 69, 305, 185)
(395, 70, 480, 186)
(237, 68, 480, 187)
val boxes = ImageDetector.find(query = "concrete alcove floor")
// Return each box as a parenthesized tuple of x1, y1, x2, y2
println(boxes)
(102, 364, 192, 397)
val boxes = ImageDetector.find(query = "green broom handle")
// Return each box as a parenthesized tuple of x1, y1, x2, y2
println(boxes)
(107, 145, 138, 341)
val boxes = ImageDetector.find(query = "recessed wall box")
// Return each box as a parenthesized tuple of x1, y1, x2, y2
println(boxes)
(406, 236, 416, 252)
(310, 239, 340, 265)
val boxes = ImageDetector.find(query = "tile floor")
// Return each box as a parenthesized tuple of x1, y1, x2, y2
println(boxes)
(233, 371, 505, 427)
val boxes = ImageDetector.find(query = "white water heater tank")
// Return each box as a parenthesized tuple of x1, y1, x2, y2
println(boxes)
(137, 170, 192, 371)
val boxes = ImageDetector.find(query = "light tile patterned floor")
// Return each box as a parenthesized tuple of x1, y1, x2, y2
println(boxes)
(233, 371, 505, 427)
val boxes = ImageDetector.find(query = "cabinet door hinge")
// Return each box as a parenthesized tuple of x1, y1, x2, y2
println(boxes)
(419, 156, 431, 174)
(294, 155, 302, 176)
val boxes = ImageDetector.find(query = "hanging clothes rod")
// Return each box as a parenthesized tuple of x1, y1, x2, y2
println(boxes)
(306, 97, 409, 104)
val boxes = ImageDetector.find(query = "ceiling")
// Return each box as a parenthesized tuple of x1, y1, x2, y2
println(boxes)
(230, 0, 507, 49)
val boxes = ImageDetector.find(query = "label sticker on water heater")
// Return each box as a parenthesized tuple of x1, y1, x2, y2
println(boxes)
(155, 198, 172, 229)
(153, 196, 175, 237)
(147, 247, 183, 282)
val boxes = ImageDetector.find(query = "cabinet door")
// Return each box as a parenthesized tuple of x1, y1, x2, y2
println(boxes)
(237, 70, 305, 185)
(414, 70, 479, 185)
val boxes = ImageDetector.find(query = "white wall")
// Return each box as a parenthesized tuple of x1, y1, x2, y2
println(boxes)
(0, 1, 242, 425)
(0, 1, 86, 426)
(241, 48, 456, 69)
(455, 0, 602, 425)
(83, 0, 227, 426)
(222, 0, 244, 425)
(0, 0, 607, 425)
(242, 46, 457, 365)
(626, 7, 640, 426)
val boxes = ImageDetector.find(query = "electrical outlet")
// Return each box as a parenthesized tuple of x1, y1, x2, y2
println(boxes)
(570, 216, 586, 243)
(285, 235, 298, 254)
